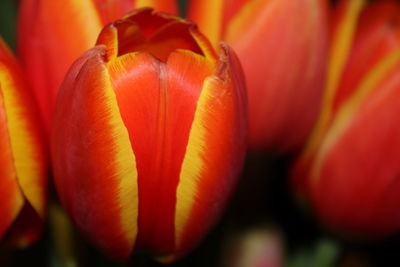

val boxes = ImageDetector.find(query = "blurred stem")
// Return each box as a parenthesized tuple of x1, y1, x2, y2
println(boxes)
(289, 238, 341, 267)
(178, 0, 188, 17)
(48, 203, 79, 267)
(313, 239, 341, 267)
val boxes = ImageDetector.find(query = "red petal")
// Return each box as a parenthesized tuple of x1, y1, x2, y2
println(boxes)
(2, 203, 43, 248)
(0, 91, 24, 241)
(0, 38, 47, 223)
(333, 0, 400, 112)
(0, 39, 47, 245)
(224, 0, 328, 152)
(174, 45, 247, 260)
(312, 63, 400, 237)
(107, 49, 214, 255)
(52, 47, 138, 261)
(17, 0, 104, 135)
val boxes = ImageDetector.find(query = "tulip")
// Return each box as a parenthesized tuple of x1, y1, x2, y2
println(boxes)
(188, 0, 329, 153)
(292, 0, 400, 238)
(17, 0, 178, 136)
(0, 37, 47, 248)
(51, 8, 247, 262)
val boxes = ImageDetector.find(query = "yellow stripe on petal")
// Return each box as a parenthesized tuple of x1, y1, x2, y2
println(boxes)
(311, 48, 400, 183)
(302, 0, 366, 160)
(190, 29, 218, 64)
(0, 64, 45, 218)
(69, 0, 103, 42)
(189, 0, 225, 46)
(102, 66, 139, 250)
(224, 0, 274, 43)
(174, 76, 215, 248)
(135, 0, 155, 7)
(0, 86, 24, 239)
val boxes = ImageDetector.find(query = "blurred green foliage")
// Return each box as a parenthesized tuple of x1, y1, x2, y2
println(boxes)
(0, 0, 17, 50)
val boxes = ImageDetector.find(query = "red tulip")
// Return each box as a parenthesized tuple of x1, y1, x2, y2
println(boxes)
(0, 37, 47, 248)
(51, 9, 247, 262)
(292, 0, 400, 238)
(189, 0, 329, 153)
(17, 0, 177, 136)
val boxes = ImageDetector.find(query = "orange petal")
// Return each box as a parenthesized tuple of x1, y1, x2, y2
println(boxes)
(132, 0, 178, 15)
(223, 0, 328, 152)
(332, 1, 400, 110)
(174, 45, 247, 260)
(188, 0, 251, 46)
(107, 49, 215, 256)
(292, 0, 365, 198)
(187, 0, 225, 45)
(0, 39, 47, 223)
(52, 47, 138, 261)
(0, 39, 47, 246)
(0, 90, 24, 242)
(17, 0, 104, 135)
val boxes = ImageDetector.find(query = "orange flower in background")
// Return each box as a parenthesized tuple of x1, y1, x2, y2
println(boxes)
(189, 0, 329, 153)
(0, 37, 47, 248)
(51, 9, 247, 262)
(292, 0, 400, 238)
(17, 0, 177, 136)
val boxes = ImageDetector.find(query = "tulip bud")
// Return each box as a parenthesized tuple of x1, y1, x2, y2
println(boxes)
(51, 8, 247, 262)
(189, 0, 329, 153)
(0, 37, 47, 248)
(17, 0, 178, 136)
(292, 0, 400, 238)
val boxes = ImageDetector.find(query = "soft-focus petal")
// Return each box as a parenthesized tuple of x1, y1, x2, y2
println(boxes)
(18, 0, 178, 136)
(0, 37, 47, 248)
(189, 0, 329, 153)
(292, 0, 400, 238)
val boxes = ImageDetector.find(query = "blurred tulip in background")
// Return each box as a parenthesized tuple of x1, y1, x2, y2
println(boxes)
(221, 226, 284, 267)
(17, 0, 177, 136)
(292, 0, 400, 238)
(51, 9, 247, 262)
(189, 0, 329, 153)
(0, 37, 47, 248)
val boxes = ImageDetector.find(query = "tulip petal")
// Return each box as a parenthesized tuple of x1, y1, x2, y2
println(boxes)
(17, 0, 104, 134)
(292, 0, 365, 197)
(222, 0, 328, 152)
(187, 0, 224, 45)
(0, 89, 24, 241)
(333, 1, 400, 111)
(133, 0, 177, 15)
(52, 47, 138, 260)
(0, 43, 47, 222)
(301, 0, 365, 160)
(175, 45, 246, 260)
(2, 203, 43, 248)
(311, 61, 400, 236)
(107, 49, 215, 255)
(311, 48, 400, 187)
